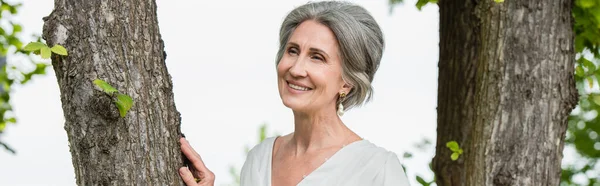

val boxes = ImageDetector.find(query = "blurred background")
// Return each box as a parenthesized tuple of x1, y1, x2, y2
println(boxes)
(0, 0, 597, 186)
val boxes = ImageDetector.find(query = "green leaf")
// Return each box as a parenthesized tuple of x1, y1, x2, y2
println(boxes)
(574, 36, 585, 53)
(8, 36, 22, 49)
(592, 94, 600, 106)
(115, 93, 133, 118)
(495, 0, 504, 3)
(40, 46, 51, 59)
(458, 148, 463, 154)
(578, 0, 596, 8)
(6, 118, 16, 123)
(581, 57, 596, 72)
(33, 63, 47, 75)
(93, 79, 118, 94)
(403, 152, 413, 158)
(416, 175, 428, 185)
(415, 0, 429, 10)
(50, 45, 68, 56)
(0, 122, 5, 131)
(1, 4, 10, 12)
(8, 5, 17, 14)
(576, 65, 585, 77)
(12, 23, 21, 33)
(23, 42, 46, 52)
(259, 124, 267, 142)
(588, 77, 595, 88)
(446, 141, 460, 152)
(451, 152, 460, 161)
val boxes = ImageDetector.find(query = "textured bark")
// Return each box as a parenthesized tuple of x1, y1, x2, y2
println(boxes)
(433, 0, 578, 185)
(42, 1, 184, 185)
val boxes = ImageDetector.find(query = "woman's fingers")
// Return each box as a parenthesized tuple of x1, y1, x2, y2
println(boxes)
(180, 137, 207, 170)
(179, 138, 215, 185)
(179, 167, 198, 186)
(197, 170, 215, 186)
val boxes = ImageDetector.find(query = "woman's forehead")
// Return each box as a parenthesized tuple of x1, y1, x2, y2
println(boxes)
(287, 20, 339, 53)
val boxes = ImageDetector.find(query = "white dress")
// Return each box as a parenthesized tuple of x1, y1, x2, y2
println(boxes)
(240, 137, 411, 186)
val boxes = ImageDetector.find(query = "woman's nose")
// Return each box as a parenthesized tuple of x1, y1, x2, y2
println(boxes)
(289, 57, 308, 77)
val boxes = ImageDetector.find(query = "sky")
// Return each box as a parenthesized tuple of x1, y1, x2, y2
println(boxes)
(0, 0, 440, 185)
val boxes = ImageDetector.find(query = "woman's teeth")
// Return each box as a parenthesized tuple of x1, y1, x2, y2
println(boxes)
(289, 83, 310, 91)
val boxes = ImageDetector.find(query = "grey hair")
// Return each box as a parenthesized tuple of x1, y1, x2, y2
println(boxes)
(276, 1, 385, 111)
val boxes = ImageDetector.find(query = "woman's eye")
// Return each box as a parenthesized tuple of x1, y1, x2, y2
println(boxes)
(287, 48, 298, 55)
(311, 55, 324, 61)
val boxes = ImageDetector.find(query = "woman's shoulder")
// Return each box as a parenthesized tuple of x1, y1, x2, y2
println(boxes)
(240, 137, 277, 176)
(345, 140, 406, 172)
(246, 136, 277, 160)
(356, 140, 409, 185)
(240, 137, 278, 185)
(351, 140, 399, 158)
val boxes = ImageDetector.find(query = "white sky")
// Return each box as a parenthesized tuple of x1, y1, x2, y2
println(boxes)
(0, 0, 440, 185)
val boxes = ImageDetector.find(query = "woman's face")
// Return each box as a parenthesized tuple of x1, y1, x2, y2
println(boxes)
(277, 20, 350, 114)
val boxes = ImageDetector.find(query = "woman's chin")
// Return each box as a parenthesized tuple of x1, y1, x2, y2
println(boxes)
(281, 100, 308, 112)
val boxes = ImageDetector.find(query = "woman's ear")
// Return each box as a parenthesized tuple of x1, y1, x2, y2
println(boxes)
(341, 82, 353, 94)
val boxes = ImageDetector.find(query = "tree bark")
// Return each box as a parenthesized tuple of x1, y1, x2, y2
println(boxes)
(42, 1, 184, 185)
(433, 0, 578, 185)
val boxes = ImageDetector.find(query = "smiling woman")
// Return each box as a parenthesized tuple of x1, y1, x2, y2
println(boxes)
(179, 1, 410, 186)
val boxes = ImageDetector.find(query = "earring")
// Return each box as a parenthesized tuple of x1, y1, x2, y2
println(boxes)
(337, 92, 346, 116)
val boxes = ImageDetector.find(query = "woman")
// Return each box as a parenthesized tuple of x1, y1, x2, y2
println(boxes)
(179, 1, 410, 185)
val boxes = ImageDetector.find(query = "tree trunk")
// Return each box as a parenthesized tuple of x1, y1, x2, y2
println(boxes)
(42, 1, 184, 185)
(433, 0, 578, 185)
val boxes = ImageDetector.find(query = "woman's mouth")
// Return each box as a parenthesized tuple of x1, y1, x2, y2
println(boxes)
(287, 81, 313, 91)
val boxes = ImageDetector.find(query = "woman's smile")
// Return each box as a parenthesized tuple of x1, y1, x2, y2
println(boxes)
(287, 80, 313, 92)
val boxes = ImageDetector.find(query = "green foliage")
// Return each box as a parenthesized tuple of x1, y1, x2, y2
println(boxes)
(93, 79, 118, 94)
(0, 0, 48, 154)
(573, 0, 600, 58)
(388, 0, 404, 13)
(494, 0, 505, 3)
(23, 41, 67, 59)
(93, 79, 134, 118)
(446, 141, 463, 161)
(50, 45, 67, 56)
(115, 93, 133, 118)
(561, 157, 598, 186)
(390, 0, 437, 11)
(20, 63, 47, 84)
(416, 176, 429, 186)
(40, 46, 50, 59)
(259, 124, 267, 141)
(416, 0, 437, 10)
(402, 138, 436, 186)
(22, 42, 45, 51)
(567, 0, 600, 184)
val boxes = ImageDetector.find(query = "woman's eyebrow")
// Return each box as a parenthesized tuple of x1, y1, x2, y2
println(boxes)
(309, 48, 329, 58)
(287, 42, 330, 58)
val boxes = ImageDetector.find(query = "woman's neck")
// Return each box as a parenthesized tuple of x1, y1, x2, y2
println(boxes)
(289, 107, 353, 155)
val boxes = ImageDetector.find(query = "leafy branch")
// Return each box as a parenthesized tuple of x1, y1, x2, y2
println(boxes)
(23, 41, 67, 58)
(23, 41, 132, 118)
(446, 141, 463, 161)
(93, 79, 133, 118)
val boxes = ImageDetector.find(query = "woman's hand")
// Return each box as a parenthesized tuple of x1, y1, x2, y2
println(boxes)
(179, 137, 215, 186)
